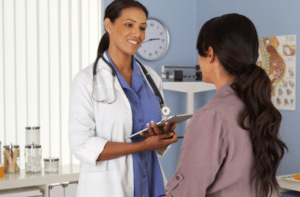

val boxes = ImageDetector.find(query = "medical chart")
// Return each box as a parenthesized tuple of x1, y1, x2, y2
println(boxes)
(257, 35, 297, 110)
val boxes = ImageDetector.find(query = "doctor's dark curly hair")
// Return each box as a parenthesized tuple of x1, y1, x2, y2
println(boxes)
(97, 0, 148, 56)
(197, 13, 288, 197)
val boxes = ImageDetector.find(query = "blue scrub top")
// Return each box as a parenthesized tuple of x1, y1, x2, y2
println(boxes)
(106, 52, 166, 197)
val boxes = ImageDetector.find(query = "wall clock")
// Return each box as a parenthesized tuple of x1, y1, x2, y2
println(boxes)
(136, 18, 170, 61)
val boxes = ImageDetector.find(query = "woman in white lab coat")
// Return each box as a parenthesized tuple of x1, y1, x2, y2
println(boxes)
(68, 1, 178, 197)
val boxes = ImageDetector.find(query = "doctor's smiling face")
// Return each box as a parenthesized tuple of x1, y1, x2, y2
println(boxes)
(105, 7, 147, 56)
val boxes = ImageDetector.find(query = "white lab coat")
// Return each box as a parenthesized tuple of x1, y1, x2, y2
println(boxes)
(69, 53, 169, 197)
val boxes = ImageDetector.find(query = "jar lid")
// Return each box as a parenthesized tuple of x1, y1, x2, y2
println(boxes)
(3, 145, 19, 149)
(26, 126, 40, 130)
(25, 144, 41, 148)
(44, 158, 59, 162)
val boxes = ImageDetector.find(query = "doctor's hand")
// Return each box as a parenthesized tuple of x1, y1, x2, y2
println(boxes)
(141, 131, 178, 152)
(140, 121, 177, 138)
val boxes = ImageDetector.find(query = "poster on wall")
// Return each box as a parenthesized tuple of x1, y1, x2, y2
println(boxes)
(257, 35, 296, 111)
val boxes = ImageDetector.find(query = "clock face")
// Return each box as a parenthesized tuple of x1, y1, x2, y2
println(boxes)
(136, 18, 169, 61)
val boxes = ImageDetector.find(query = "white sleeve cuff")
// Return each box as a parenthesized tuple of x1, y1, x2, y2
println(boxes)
(73, 137, 108, 166)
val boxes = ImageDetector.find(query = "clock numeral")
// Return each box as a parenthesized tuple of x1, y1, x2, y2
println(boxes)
(150, 23, 154, 27)
(149, 53, 152, 57)
(162, 39, 165, 42)
(144, 50, 146, 53)
(159, 46, 163, 49)
(157, 26, 159, 29)
(155, 51, 158, 54)
(160, 32, 163, 35)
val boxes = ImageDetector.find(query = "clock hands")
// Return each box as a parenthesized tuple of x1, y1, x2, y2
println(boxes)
(143, 38, 160, 43)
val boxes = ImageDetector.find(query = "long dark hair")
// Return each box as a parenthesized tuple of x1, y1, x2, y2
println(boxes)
(197, 13, 288, 196)
(97, 0, 148, 56)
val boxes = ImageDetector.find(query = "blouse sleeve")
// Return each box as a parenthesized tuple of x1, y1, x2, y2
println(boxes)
(68, 73, 108, 166)
(166, 109, 228, 197)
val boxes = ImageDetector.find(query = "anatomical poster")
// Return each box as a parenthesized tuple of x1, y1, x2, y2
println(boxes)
(257, 35, 296, 110)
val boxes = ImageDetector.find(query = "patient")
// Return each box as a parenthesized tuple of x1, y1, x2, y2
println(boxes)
(164, 13, 288, 197)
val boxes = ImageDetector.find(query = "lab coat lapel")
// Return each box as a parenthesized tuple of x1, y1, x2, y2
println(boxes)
(95, 53, 130, 114)
(101, 53, 124, 93)
(96, 54, 123, 92)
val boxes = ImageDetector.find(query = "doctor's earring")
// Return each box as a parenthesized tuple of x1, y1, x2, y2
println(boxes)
(161, 105, 171, 116)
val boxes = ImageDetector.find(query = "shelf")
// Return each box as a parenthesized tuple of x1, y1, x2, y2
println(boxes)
(163, 81, 216, 93)
(277, 174, 300, 192)
(163, 81, 216, 115)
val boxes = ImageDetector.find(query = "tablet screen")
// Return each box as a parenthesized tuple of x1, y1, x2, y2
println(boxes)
(129, 114, 193, 138)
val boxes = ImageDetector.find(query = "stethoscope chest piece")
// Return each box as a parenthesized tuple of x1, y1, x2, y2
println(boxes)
(161, 105, 171, 116)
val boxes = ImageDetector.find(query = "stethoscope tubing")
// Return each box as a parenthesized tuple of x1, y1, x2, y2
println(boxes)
(135, 58, 165, 107)
(93, 53, 116, 77)
(93, 53, 165, 107)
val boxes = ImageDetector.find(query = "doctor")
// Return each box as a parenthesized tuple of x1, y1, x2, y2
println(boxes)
(68, 0, 178, 197)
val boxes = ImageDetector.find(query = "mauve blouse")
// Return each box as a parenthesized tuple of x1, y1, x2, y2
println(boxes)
(166, 82, 257, 197)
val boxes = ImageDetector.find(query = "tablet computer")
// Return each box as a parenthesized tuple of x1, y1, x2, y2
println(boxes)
(129, 114, 193, 138)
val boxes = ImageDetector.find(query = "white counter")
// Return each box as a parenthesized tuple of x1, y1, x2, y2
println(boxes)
(0, 165, 80, 197)
(277, 174, 300, 192)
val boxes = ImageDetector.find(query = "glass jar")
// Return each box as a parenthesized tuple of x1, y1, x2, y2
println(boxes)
(25, 143, 42, 173)
(0, 142, 2, 178)
(44, 158, 59, 173)
(26, 127, 40, 145)
(0, 163, 3, 178)
(0, 141, 2, 164)
(3, 144, 20, 173)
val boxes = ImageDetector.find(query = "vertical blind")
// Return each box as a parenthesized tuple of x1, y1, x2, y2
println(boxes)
(0, 0, 103, 167)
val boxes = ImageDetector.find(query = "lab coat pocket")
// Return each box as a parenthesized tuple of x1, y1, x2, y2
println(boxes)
(79, 170, 123, 196)
(166, 172, 184, 193)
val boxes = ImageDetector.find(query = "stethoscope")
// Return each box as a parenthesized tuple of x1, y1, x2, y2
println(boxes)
(92, 52, 171, 116)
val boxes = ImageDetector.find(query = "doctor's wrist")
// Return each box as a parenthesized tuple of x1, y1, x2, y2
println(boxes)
(137, 140, 150, 153)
